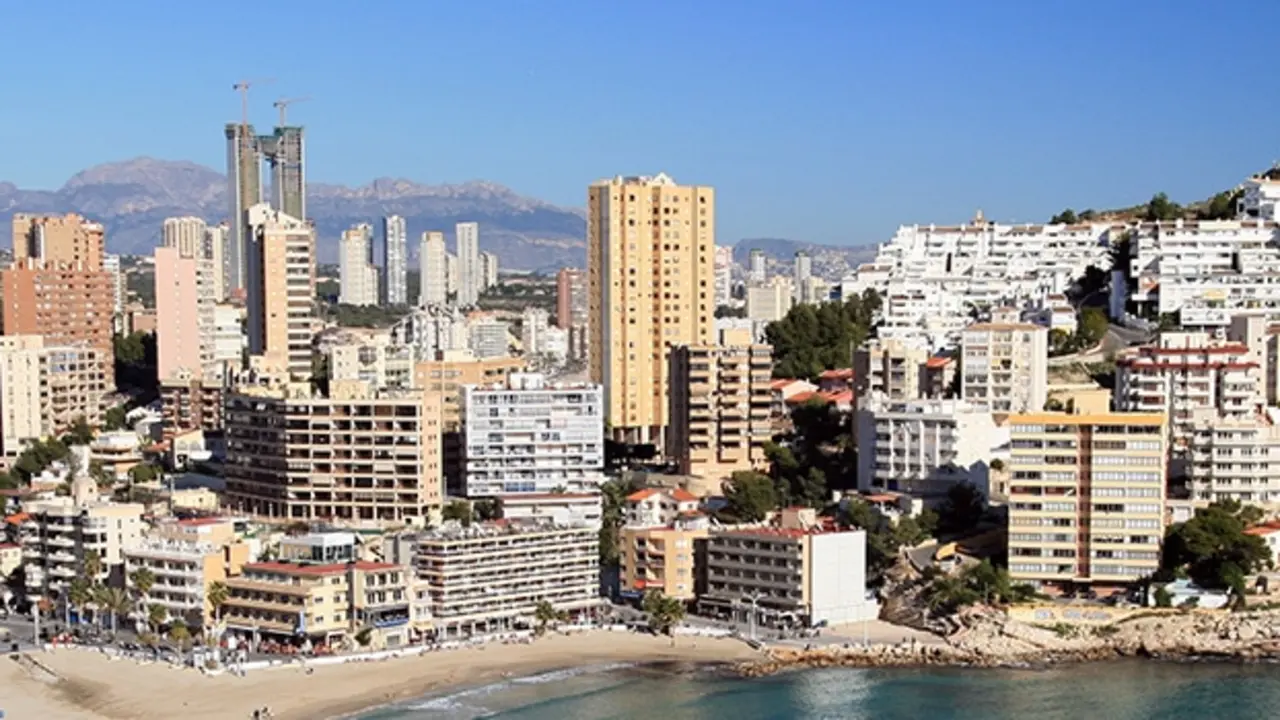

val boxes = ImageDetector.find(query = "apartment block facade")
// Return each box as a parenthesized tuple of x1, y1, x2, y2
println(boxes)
(588, 173, 716, 446)
(0, 335, 105, 459)
(667, 341, 772, 482)
(460, 373, 604, 497)
(456, 222, 480, 307)
(555, 268, 588, 329)
(419, 231, 447, 306)
(960, 322, 1048, 414)
(15, 494, 144, 606)
(160, 376, 225, 433)
(224, 380, 443, 525)
(1186, 408, 1280, 507)
(123, 517, 249, 627)
(340, 224, 379, 307)
(1006, 411, 1167, 588)
(383, 215, 408, 305)
(414, 522, 599, 638)
(329, 343, 417, 389)
(245, 204, 316, 380)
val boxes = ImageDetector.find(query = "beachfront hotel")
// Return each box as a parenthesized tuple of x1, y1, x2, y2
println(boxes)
(1006, 410, 1168, 590)
(620, 510, 710, 602)
(123, 517, 250, 627)
(223, 379, 443, 526)
(699, 508, 878, 628)
(414, 520, 599, 638)
(221, 560, 413, 649)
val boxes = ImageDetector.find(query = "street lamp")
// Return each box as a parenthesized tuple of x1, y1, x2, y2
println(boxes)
(741, 592, 764, 642)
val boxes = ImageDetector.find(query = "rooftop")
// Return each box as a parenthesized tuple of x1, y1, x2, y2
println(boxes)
(627, 488, 698, 503)
(243, 561, 399, 577)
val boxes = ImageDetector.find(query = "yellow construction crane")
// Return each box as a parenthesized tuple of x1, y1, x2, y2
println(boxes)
(231, 78, 276, 126)
(273, 96, 311, 126)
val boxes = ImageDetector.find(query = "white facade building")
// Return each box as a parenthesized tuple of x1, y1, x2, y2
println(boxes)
(793, 251, 812, 303)
(383, 215, 408, 305)
(460, 373, 604, 497)
(419, 231, 447, 307)
(960, 322, 1049, 414)
(714, 245, 734, 306)
(1187, 408, 1280, 507)
(456, 222, 480, 307)
(521, 307, 551, 357)
(478, 251, 499, 293)
(329, 343, 417, 389)
(339, 224, 379, 306)
(390, 304, 469, 359)
(468, 317, 510, 359)
(855, 395, 1009, 499)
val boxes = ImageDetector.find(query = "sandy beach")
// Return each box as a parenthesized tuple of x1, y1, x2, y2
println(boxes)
(0, 632, 760, 720)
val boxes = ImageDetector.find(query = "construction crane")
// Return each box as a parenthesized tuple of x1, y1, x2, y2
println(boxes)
(273, 96, 311, 127)
(231, 78, 276, 127)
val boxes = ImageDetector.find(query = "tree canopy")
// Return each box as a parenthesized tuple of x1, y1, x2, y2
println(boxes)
(936, 482, 986, 537)
(765, 291, 880, 380)
(1144, 192, 1183, 222)
(722, 471, 778, 522)
(924, 560, 1036, 614)
(1161, 500, 1272, 593)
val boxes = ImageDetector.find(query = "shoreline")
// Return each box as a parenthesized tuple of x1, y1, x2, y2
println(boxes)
(1, 631, 761, 720)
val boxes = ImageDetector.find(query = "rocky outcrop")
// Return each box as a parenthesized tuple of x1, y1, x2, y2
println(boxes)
(735, 609, 1280, 677)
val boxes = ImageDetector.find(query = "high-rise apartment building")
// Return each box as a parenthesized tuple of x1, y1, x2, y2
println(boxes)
(793, 251, 812, 303)
(259, 125, 306, 221)
(329, 343, 417, 389)
(102, 253, 125, 332)
(383, 215, 408, 305)
(521, 307, 551, 357)
(391, 305, 469, 358)
(155, 246, 204, 382)
(478, 251, 498, 293)
(746, 276, 793, 323)
(339, 224, 379, 306)
(587, 173, 716, 446)
(445, 252, 459, 298)
(748, 249, 766, 284)
(555, 268, 588, 329)
(667, 338, 773, 484)
(1006, 410, 1167, 588)
(204, 223, 229, 302)
(224, 380, 443, 524)
(244, 204, 315, 380)
(419, 231, 447, 306)
(468, 317, 510, 359)
(853, 337, 948, 403)
(714, 245, 734, 306)
(225, 123, 263, 294)
(455, 222, 480, 306)
(16, 491, 145, 607)
(11, 213, 105, 270)
(162, 217, 206, 258)
(460, 373, 604, 498)
(4, 214, 115, 387)
(960, 322, 1049, 414)
(0, 336, 105, 459)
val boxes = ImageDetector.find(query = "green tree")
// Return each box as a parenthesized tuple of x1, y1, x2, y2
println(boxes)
(642, 590, 686, 639)
(722, 471, 778, 522)
(1079, 209, 1099, 222)
(94, 586, 131, 634)
(1144, 192, 1183, 222)
(1161, 500, 1272, 594)
(1050, 209, 1078, 225)
(1077, 307, 1109, 346)
(765, 291, 880, 380)
(1198, 190, 1241, 221)
(103, 406, 128, 431)
(66, 416, 95, 445)
(533, 599, 567, 636)
(923, 560, 1034, 614)
(67, 577, 94, 625)
(441, 500, 473, 526)
(0, 471, 15, 489)
(598, 477, 641, 566)
(129, 463, 159, 485)
(129, 567, 155, 614)
(167, 623, 192, 650)
(937, 483, 986, 536)
(206, 581, 229, 626)
(146, 603, 168, 632)
(1153, 586, 1173, 608)
(714, 305, 746, 319)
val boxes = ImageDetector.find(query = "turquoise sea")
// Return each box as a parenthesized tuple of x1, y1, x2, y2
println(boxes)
(357, 660, 1280, 719)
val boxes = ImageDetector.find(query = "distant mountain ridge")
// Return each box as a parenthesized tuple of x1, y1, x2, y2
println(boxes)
(0, 158, 588, 271)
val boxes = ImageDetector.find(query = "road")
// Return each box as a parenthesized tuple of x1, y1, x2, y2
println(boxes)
(1048, 323, 1153, 367)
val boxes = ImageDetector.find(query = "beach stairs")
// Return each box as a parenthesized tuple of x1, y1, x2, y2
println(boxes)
(9, 652, 61, 684)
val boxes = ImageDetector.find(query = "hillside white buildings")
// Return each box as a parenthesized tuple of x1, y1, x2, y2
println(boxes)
(959, 322, 1049, 414)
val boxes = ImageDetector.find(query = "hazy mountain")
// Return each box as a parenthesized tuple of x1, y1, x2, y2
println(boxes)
(733, 238, 877, 280)
(0, 158, 587, 271)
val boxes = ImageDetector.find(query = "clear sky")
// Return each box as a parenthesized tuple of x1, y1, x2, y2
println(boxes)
(3, 0, 1278, 246)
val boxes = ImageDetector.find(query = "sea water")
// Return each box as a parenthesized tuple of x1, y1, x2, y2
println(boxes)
(356, 659, 1280, 719)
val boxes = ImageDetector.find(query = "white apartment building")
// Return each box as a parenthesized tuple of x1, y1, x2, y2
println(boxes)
(499, 493, 603, 528)
(855, 395, 1010, 499)
(456, 222, 480, 307)
(419, 231, 448, 306)
(102, 253, 126, 319)
(1115, 332, 1261, 457)
(0, 336, 106, 460)
(414, 521, 599, 638)
(748, 249, 766, 284)
(460, 373, 604, 497)
(1187, 408, 1280, 508)
(329, 343, 417, 389)
(340, 224, 379, 306)
(701, 508, 877, 627)
(960, 322, 1049, 414)
(383, 215, 408, 306)
(205, 223, 230, 302)
(15, 488, 144, 606)
(853, 336, 947, 402)
(468, 317, 510, 359)
(793, 251, 812, 303)
(1238, 174, 1280, 221)
(624, 487, 700, 527)
(521, 307, 551, 357)
(746, 276, 793, 323)
(478, 251, 499, 293)
(391, 304, 469, 359)
(714, 245, 734, 306)
(213, 304, 244, 369)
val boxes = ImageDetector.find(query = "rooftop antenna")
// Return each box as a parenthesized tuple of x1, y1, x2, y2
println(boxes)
(273, 96, 311, 127)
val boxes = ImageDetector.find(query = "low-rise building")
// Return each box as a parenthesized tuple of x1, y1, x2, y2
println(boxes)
(414, 521, 599, 638)
(222, 560, 412, 648)
(620, 512, 709, 601)
(90, 431, 144, 479)
(124, 517, 249, 627)
(499, 493, 602, 528)
(624, 488, 700, 527)
(161, 376, 225, 433)
(1187, 408, 1280, 507)
(700, 508, 877, 627)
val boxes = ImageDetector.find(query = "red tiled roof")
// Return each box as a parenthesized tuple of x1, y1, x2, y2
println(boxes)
(819, 368, 854, 380)
(4, 513, 30, 526)
(178, 517, 228, 527)
(821, 390, 854, 405)
(786, 391, 819, 404)
(627, 488, 698, 503)
(0, 542, 19, 550)
(244, 561, 399, 576)
(770, 378, 797, 390)
(1245, 522, 1280, 536)
(925, 356, 953, 369)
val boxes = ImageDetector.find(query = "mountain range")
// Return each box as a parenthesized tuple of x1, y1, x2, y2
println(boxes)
(0, 158, 875, 272)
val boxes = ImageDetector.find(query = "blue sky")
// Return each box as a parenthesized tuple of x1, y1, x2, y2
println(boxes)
(2, 0, 1278, 246)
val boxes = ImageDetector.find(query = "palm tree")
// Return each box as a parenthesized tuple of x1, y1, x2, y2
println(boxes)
(167, 623, 192, 651)
(533, 600, 566, 636)
(642, 590, 686, 644)
(129, 567, 155, 625)
(206, 581, 229, 628)
(67, 578, 93, 627)
(81, 551, 103, 626)
(146, 603, 168, 634)
(95, 586, 130, 634)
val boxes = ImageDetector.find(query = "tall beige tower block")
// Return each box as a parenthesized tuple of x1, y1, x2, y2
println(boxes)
(587, 173, 715, 447)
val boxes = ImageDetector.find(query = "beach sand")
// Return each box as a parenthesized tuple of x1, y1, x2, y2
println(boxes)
(2, 632, 759, 720)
